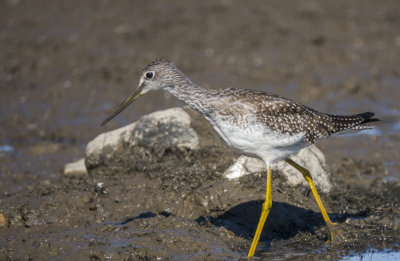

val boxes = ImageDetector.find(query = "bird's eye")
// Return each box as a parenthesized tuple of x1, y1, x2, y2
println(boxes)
(145, 72, 154, 79)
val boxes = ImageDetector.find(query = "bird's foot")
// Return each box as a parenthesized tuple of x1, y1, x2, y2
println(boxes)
(326, 221, 344, 244)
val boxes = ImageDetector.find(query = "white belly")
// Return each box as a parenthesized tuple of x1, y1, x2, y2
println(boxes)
(211, 120, 309, 164)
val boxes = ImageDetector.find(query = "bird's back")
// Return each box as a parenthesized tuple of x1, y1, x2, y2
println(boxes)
(205, 88, 378, 145)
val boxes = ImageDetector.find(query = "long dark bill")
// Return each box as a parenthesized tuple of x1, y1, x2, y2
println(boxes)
(100, 84, 144, 126)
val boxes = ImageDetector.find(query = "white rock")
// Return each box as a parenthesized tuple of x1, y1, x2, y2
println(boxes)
(85, 107, 199, 168)
(223, 145, 332, 193)
(274, 145, 332, 193)
(64, 158, 88, 177)
(224, 156, 265, 179)
(85, 123, 136, 168)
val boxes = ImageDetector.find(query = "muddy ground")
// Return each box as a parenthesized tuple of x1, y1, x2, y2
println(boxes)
(1, 0, 400, 260)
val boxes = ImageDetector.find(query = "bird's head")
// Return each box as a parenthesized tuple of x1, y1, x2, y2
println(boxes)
(101, 59, 181, 126)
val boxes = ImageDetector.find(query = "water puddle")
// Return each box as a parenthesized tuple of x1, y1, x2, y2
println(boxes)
(343, 249, 400, 261)
(0, 145, 15, 153)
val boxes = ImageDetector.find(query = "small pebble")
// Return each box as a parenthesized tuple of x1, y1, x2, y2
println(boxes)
(64, 158, 88, 177)
(0, 213, 6, 226)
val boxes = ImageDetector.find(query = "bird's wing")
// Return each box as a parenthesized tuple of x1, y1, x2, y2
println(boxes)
(215, 89, 330, 143)
(217, 88, 376, 143)
(253, 93, 378, 142)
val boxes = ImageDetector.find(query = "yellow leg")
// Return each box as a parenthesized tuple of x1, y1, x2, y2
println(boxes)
(248, 165, 272, 258)
(286, 158, 343, 242)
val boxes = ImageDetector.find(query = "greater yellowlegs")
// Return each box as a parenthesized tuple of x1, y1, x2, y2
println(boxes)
(101, 59, 378, 258)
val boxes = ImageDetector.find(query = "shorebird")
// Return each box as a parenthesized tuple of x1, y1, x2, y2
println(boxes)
(101, 59, 378, 258)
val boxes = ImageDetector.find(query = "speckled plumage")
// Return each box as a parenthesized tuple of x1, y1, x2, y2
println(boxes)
(139, 60, 377, 163)
(205, 88, 376, 144)
(106, 59, 378, 164)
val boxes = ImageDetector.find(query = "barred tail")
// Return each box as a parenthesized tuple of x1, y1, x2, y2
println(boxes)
(329, 112, 379, 133)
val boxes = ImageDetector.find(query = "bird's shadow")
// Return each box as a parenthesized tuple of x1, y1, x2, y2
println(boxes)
(110, 201, 366, 249)
(195, 200, 365, 247)
(110, 211, 171, 226)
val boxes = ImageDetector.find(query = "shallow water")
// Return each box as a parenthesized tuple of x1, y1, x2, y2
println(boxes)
(343, 250, 400, 261)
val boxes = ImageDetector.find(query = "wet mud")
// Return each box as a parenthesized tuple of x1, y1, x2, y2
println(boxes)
(1, 110, 400, 260)
(1, 0, 400, 260)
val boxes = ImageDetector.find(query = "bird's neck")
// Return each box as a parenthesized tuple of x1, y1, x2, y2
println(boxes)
(165, 77, 217, 116)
